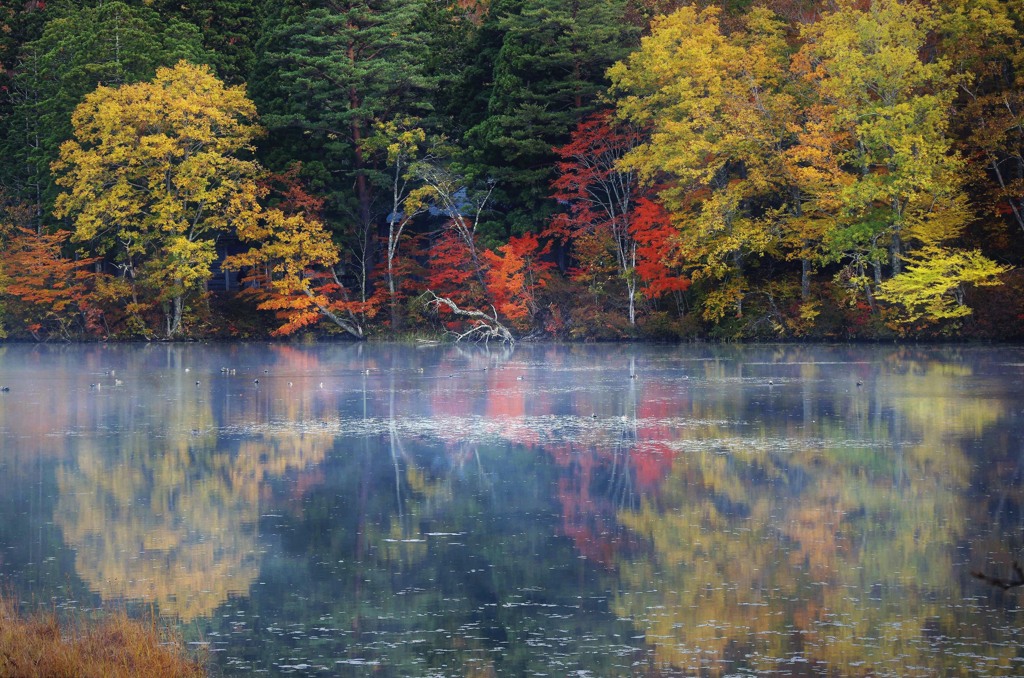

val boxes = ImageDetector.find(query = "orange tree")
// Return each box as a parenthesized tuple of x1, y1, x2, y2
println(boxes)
(0, 226, 102, 340)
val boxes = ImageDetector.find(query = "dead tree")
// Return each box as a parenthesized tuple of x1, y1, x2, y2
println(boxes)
(423, 291, 515, 345)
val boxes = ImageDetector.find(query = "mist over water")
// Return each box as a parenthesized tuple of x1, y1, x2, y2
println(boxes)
(1, 342, 1023, 676)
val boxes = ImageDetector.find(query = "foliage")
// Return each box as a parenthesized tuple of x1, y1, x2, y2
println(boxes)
(228, 164, 355, 338)
(875, 245, 1010, 326)
(226, 208, 384, 339)
(608, 6, 793, 321)
(52, 60, 264, 338)
(941, 0, 1024, 246)
(0, 227, 102, 340)
(427, 228, 485, 311)
(464, 0, 638, 233)
(362, 118, 432, 328)
(482, 232, 555, 329)
(0, 2, 207, 229)
(796, 0, 971, 272)
(550, 111, 689, 327)
(143, 0, 260, 83)
(252, 0, 436, 306)
(416, 151, 497, 296)
(0, 0, 1021, 341)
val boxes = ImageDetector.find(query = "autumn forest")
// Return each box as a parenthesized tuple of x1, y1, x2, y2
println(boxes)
(1, 0, 1023, 342)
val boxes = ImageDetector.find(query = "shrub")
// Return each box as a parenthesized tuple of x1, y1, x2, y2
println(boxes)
(0, 594, 206, 678)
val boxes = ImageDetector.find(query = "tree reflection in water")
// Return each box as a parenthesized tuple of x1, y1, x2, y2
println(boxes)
(1, 343, 1023, 675)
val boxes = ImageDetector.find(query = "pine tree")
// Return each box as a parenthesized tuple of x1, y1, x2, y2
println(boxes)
(252, 0, 436, 304)
(143, 0, 262, 84)
(0, 2, 208, 230)
(464, 0, 638, 237)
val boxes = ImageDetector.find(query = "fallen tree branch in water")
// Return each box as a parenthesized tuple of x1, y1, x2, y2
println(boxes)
(971, 561, 1024, 590)
(423, 291, 515, 345)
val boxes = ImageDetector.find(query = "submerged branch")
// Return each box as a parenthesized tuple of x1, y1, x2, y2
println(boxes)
(971, 561, 1024, 590)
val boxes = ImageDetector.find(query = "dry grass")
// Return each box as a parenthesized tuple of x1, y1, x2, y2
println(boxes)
(0, 594, 207, 678)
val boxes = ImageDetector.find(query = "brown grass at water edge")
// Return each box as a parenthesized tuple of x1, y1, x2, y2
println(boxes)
(0, 593, 207, 678)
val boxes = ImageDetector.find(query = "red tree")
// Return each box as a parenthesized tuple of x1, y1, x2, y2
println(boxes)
(631, 197, 691, 299)
(549, 111, 689, 326)
(482, 233, 555, 331)
(427, 227, 480, 309)
(260, 163, 326, 220)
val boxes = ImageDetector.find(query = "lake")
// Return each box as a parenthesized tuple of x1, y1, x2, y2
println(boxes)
(1, 341, 1024, 676)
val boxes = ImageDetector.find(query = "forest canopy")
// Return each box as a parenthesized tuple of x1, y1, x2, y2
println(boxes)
(0, 0, 1022, 342)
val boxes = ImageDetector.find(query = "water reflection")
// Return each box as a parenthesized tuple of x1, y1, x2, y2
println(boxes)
(55, 435, 260, 622)
(0, 343, 1023, 675)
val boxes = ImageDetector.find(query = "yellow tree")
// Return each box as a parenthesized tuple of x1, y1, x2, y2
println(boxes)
(608, 6, 796, 323)
(875, 245, 1009, 328)
(793, 0, 1012, 323)
(52, 60, 264, 338)
(780, 92, 853, 323)
(361, 119, 432, 329)
(795, 0, 973, 298)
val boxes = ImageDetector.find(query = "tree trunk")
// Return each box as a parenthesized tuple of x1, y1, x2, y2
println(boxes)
(626, 277, 636, 326)
(167, 293, 184, 338)
(890, 232, 903, 275)
(348, 37, 374, 305)
(989, 154, 1024, 234)
(858, 261, 876, 313)
(801, 256, 812, 301)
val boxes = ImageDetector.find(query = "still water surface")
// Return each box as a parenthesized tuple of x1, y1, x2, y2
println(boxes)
(1, 342, 1024, 676)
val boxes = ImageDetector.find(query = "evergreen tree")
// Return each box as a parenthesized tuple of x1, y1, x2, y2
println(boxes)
(143, 0, 262, 84)
(252, 0, 436, 302)
(0, 2, 207, 230)
(464, 0, 638, 239)
(0, 1, 64, 207)
(414, 0, 485, 137)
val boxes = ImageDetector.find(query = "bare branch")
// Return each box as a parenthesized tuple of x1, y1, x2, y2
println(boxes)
(423, 291, 515, 345)
(972, 561, 1024, 590)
